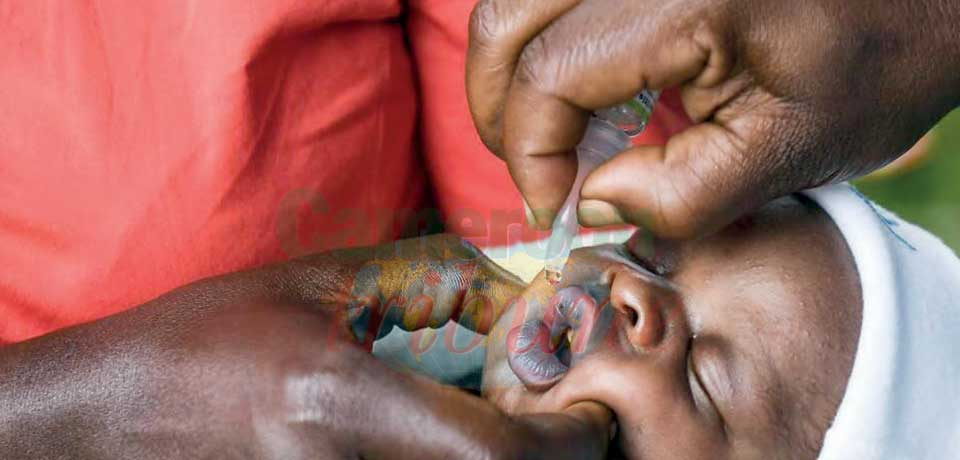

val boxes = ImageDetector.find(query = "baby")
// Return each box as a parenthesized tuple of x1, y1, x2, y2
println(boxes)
(476, 184, 960, 459)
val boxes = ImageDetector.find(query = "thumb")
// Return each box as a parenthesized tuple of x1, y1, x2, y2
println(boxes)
(497, 3, 736, 230)
(562, 400, 615, 440)
(558, 401, 615, 460)
(580, 115, 814, 239)
(524, 401, 614, 460)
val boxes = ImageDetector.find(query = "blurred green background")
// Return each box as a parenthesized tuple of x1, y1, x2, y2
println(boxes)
(857, 108, 960, 252)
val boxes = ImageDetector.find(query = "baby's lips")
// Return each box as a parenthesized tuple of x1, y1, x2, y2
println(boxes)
(506, 286, 607, 391)
(554, 286, 612, 356)
(506, 320, 568, 391)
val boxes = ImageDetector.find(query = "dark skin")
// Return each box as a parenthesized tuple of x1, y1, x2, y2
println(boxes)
(466, 0, 960, 238)
(1, 200, 861, 459)
(0, 235, 612, 460)
(483, 196, 863, 459)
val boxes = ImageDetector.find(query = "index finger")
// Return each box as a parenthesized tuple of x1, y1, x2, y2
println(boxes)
(500, 2, 731, 228)
(466, 0, 582, 157)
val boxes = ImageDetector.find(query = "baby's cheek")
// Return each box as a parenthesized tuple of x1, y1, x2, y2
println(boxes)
(610, 393, 730, 460)
(483, 384, 538, 414)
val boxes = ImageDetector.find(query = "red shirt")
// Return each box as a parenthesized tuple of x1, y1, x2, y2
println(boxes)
(0, 0, 689, 343)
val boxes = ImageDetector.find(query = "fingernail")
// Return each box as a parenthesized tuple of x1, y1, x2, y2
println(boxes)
(523, 198, 557, 230)
(578, 200, 626, 227)
(522, 197, 537, 227)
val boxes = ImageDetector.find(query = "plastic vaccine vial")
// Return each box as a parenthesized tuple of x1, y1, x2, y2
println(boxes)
(543, 91, 659, 285)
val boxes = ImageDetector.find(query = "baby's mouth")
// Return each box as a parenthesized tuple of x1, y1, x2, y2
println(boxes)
(506, 319, 573, 390)
(506, 286, 602, 390)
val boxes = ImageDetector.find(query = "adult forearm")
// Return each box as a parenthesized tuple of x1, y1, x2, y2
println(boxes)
(0, 320, 128, 457)
(0, 269, 370, 457)
(0, 234, 524, 457)
(320, 344, 607, 460)
(0, 270, 297, 457)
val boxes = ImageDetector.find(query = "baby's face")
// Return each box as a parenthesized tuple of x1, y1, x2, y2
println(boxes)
(482, 196, 862, 459)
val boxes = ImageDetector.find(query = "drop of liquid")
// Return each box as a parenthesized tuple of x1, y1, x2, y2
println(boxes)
(544, 268, 563, 286)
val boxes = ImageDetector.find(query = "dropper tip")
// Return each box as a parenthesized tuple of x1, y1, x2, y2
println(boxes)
(544, 268, 563, 286)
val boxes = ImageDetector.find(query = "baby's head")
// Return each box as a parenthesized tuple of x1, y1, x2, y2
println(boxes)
(482, 185, 960, 458)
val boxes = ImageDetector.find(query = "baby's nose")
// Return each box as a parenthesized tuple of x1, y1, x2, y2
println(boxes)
(609, 269, 672, 349)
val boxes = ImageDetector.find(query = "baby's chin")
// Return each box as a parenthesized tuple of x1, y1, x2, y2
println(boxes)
(479, 304, 525, 395)
(479, 301, 556, 413)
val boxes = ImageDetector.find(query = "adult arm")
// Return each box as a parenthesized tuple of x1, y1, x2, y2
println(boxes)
(0, 234, 609, 459)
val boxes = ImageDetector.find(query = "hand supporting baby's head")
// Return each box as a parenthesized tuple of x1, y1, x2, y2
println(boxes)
(482, 196, 863, 459)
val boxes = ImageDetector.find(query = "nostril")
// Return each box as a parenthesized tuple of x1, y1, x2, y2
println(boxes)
(623, 306, 639, 328)
(611, 270, 666, 349)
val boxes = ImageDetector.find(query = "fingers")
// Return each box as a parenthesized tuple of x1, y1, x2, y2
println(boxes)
(563, 400, 615, 449)
(543, 401, 615, 460)
(580, 102, 810, 238)
(467, 0, 582, 156)
(494, 3, 735, 228)
(507, 3, 726, 111)
(578, 199, 626, 227)
(680, 71, 754, 123)
(514, 400, 614, 460)
(562, 400, 614, 441)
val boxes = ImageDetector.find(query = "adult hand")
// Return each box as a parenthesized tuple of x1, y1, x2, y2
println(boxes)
(0, 235, 610, 460)
(467, 0, 960, 238)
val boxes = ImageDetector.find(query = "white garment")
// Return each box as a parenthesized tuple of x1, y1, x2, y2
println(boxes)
(806, 184, 960, 459)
